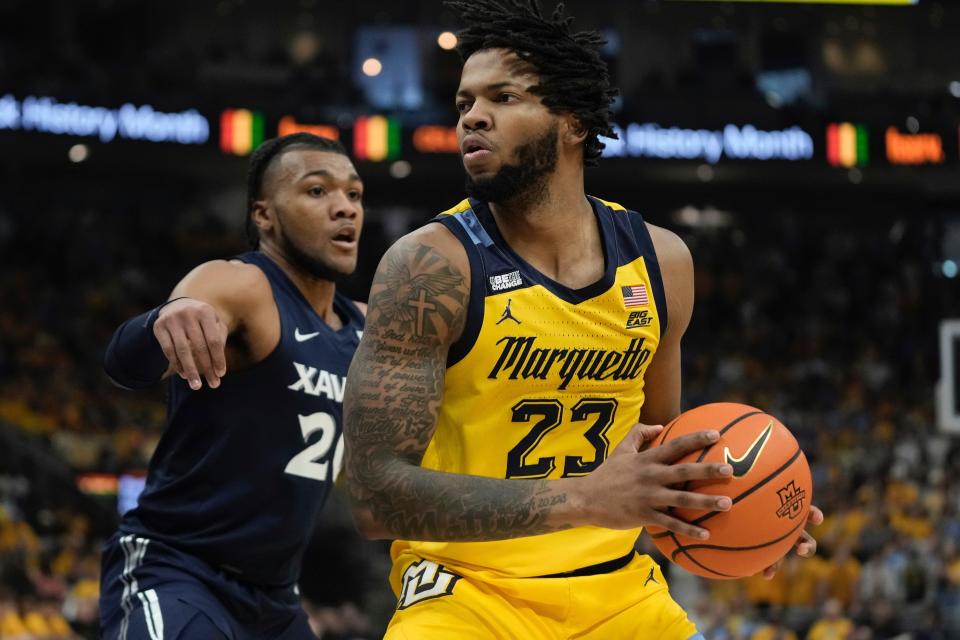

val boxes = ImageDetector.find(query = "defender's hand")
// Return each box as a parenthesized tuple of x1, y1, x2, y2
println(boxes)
(154, 298, 228, 390)
(575, 423, 734, 539)
(761, 505, 824, 579)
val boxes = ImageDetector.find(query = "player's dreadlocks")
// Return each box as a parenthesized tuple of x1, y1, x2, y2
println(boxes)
(245, 133, 348, 247)
(445, 0, 618, 165)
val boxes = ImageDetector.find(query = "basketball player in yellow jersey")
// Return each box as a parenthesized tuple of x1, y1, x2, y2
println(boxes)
(343, 1, 823, 637)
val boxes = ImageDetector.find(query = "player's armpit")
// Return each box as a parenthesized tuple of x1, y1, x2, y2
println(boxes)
(342, 226, 579, 541)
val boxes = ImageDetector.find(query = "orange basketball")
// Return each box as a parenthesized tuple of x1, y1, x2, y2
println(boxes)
(646, 402, 812, 579)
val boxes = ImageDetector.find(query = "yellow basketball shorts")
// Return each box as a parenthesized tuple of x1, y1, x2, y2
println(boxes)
(385, 549, 704, 639)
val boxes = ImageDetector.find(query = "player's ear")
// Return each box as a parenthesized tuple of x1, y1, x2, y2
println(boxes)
(250, 200, 273, 236)
(562, 114, 588, 146)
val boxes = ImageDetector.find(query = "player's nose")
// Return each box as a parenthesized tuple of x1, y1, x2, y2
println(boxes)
(330, 190, 360, 219)
(461, 103, 490, 132)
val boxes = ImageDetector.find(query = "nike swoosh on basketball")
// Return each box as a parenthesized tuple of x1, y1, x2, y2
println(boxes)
(723, 421, 774, 478)
(294, 328, 321, 342)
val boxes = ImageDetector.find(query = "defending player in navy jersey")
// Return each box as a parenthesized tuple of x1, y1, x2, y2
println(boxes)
(99, 133, 365, 639)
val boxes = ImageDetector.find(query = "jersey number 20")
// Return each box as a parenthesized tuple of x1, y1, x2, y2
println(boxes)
(285, 412, 344, 482)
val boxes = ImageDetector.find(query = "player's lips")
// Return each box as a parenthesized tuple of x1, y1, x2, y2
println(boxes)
(462, 135, 494, 166)
(331, 225, 358, 249)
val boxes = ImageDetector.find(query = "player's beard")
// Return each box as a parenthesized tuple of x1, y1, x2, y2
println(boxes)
(464, 123, 558, 207)
(275, 210, 354, 285)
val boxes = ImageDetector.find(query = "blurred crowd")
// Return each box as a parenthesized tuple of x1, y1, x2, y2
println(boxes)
(0, 472, 100, 639)
(0, 194, 215, 473)
(1, 189, 957, 638)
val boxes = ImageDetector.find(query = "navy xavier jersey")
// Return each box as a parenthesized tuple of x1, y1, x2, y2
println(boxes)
(120, 252, 364, 588)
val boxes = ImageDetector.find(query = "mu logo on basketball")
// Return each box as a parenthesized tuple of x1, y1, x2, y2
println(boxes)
(775, 480, 806, 520)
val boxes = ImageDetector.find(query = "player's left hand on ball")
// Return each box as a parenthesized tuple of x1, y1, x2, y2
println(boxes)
(761, 504, 823, 579)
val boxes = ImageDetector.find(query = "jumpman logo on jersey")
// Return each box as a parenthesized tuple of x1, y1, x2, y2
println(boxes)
(643, 567, 659, 587)
(496, 299, 521, 325)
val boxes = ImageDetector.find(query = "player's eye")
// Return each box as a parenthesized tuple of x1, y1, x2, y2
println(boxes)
(496, 93, 516, 103)
(348, 190, 363, 202)
(308, 186, 326, 197)
(456, 101, 472, 114)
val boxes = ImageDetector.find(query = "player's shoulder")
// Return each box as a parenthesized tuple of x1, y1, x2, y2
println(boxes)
(590, 195, 691, 268)
(167, 258, 275, 339)
(178, 258, 272, 304)
(591, 196, 629, 213)
(184, 258, 269, 286)
(435, 198, 473, 217)
(368, 213, 472, 345)
(645, 222, 692, 271)
(386, 212, 470, 277)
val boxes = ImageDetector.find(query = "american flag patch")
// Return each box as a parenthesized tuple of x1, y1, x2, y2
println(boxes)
(621, 284, 649, 307)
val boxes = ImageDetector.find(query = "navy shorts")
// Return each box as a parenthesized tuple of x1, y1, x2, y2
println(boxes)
(100, 533, 315, 640)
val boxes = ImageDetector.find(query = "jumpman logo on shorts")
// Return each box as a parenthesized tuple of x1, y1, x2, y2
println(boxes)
(496, 299, 521, 325)
(643, 567, 659, 587)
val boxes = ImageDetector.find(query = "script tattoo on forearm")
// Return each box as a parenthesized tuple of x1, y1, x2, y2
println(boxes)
(344, 238, 570, 541)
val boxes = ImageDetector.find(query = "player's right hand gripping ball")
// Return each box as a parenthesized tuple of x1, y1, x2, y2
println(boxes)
(646, 402, 812, 579)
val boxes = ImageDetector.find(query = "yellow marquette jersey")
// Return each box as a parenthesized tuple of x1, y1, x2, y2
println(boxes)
(392, 196, 668, 578)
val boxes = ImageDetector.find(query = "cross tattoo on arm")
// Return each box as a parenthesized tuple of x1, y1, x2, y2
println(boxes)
(408, 288, 436, 336)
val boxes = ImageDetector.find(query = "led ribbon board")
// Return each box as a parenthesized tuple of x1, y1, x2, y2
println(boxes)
(278, 115, 339, 141)
(354, 115, 400, 161)
(220, 109, 264, 156)
(885, 128, 946, 165)
(413, 125, 459, 153)
(827, 123, 869, 167)
(601, 123, 814, 163)
(0, 94, 209, 144)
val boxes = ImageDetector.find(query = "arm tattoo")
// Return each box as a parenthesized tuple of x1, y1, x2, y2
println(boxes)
(344, 238, 571, 541)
